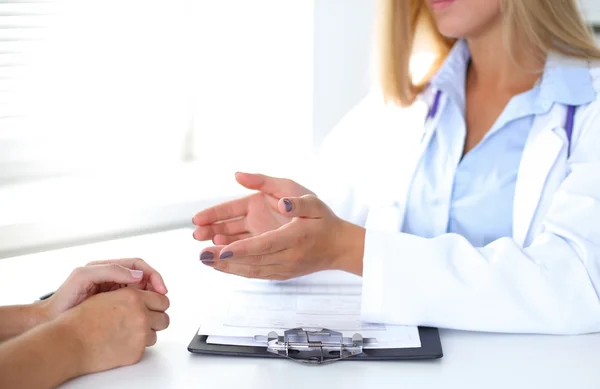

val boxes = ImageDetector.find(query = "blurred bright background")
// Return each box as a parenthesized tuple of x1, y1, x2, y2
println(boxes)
(1, 0, 599, 258)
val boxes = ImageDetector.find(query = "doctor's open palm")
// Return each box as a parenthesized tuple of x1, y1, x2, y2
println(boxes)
(192, 172, 365, 279)
(192, 172, 313, 245)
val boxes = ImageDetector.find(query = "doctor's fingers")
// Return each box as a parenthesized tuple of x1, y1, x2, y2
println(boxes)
(210, 262, 292, 280)
(212, 233, 251, 246)
(199, 244, 234, 263)
(235, 172, 315, 199)
(192, 197, 250, 226)
(192, 218, 247, 241)
(217, 223, 304, 259)
(211, 248, 299, 268)
(277, 195, 329, 218)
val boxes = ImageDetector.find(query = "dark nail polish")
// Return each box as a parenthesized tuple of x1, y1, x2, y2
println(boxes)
(200, 252, 214, 260)
(202, 260, 215, 265)
(283, 199, 293, 212)
(220, 251, 233, 260)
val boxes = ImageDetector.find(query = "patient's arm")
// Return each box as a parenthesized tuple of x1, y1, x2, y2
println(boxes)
(0, 318, 81, 389)
(0, 303, 48, 342)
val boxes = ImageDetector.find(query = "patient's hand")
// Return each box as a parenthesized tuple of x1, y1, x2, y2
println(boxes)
(57, 287, 170, 375)
(42, 258, 168, 321)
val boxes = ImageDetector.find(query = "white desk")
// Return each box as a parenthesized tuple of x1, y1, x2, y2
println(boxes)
(1, 229, 599, 389)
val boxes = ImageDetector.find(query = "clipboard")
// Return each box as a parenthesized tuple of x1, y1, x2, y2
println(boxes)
(188, 326, 443, 365)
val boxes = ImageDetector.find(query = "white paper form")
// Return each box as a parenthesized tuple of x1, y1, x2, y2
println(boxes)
(201, 271, 421, 349)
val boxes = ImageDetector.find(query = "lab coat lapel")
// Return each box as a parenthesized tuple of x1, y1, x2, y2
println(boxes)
(395, 94, 446, 231)
(363, 94, 440, 233)
(513, 107, 565, 246)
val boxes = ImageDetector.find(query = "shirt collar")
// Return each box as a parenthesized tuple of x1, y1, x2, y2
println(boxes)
(429, 39, 470, 114)
(428, 40, 597, 111)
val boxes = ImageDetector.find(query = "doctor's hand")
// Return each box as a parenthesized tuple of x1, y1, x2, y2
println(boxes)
(192, 172, 314, 246)
(41, 258, 168, 322)
(198, 194, 366, 280)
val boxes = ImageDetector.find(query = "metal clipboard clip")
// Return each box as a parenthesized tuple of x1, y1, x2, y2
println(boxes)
(265, 327, 363, 365)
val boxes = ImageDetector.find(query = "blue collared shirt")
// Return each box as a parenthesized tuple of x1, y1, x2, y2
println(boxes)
(402, 40, 595, 247)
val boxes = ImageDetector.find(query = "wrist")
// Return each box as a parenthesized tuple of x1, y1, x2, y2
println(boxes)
(0, 303, 51, 342)
(333, 221, 365, 276)
(18, 313, 87, 384)
(52, 312, 87, 378)
(31, 300, 52, 325)
(18, 302, 51, 334)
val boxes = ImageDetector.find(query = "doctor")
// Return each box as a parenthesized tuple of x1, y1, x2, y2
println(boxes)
(192, 0, 600, 334)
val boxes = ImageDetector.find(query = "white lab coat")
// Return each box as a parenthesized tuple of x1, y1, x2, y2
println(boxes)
(317, 54, 600, 334)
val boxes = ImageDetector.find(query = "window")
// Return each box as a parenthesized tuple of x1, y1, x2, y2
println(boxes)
(580, 0, 600, 41)
(1, 0, 193, 183)
(0, 1, 375, 257)
(188, 1, 315, 173)
(1, 0, 325, 184)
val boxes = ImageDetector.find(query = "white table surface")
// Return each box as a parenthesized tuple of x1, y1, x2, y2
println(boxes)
(1, 228, 599, 389)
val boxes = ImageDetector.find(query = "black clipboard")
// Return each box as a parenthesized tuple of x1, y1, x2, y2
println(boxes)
(188, 326, 443, 362)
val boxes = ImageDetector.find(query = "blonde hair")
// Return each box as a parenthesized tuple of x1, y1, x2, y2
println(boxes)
(378, 0, 600, 106)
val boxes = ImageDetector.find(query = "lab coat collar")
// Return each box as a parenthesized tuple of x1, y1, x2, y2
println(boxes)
(539, 52, 596, 107)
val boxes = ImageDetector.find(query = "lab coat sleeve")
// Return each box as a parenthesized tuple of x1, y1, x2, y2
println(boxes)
(314, 90, 427, 226)
(361, 103, 600, 335)
(312, 92, 380, 226)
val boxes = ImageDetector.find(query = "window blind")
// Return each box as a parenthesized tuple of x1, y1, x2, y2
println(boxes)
(581, 0, 600, 25)
(189, 1, 315, 174)
(0, 0, 192, 184)
(0, 0, 55, 182)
